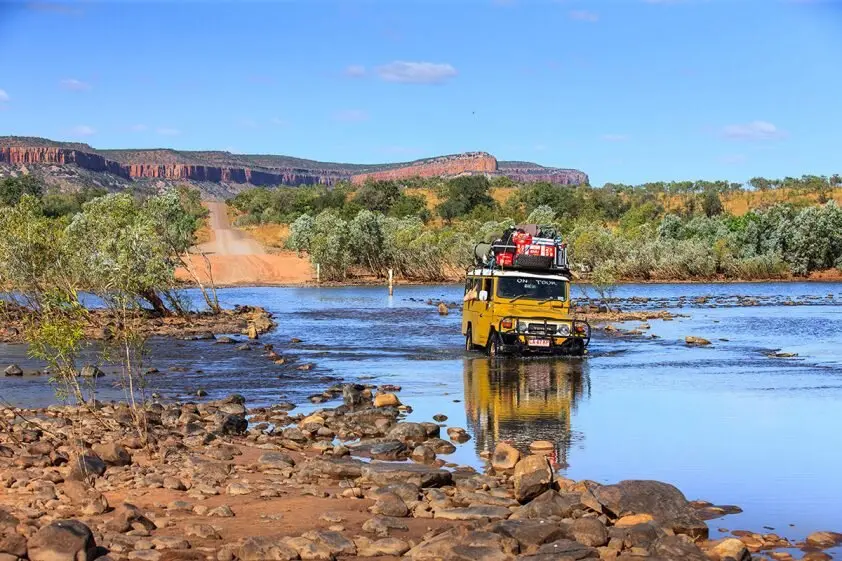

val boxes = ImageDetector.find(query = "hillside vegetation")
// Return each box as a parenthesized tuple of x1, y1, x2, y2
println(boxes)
(230, 174, 842, 282)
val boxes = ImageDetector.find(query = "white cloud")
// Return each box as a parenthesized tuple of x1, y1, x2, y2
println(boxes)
(375, 61, 458, 85)
(0, 89, 9, 102)
(333, 109, 369, 123)
(69, 125, 95, 137)
(344, 65, 366, 78)
(156, 127, 181, 136)
(60, 78, 91, 91)
(721, 120, 785, 141)
(601, 133, 629, 142)
(569, 9, 599, 22)
(129, 124, 148, 132)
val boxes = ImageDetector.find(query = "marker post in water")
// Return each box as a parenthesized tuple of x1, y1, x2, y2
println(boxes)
(316, 263, 320, 284)
(388, 269, 394, 296)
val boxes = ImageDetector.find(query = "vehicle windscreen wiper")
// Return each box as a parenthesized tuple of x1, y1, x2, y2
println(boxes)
(536, 297, 556, 304)
(508, 294, 526, 302)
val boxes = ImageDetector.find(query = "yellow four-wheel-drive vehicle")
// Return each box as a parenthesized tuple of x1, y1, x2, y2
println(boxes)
(462, 224, 590, 357)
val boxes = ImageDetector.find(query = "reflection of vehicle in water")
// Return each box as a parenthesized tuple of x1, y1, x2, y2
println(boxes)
(462, 225, 590, 356)
(463, 357, 590, 467)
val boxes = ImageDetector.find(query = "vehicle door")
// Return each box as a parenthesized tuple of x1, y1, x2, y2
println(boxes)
(475, 276, 495, 347)
(462, 276, 480, 337)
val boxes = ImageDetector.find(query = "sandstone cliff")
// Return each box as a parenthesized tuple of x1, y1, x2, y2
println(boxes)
(351, 152, 498, 184)
(0, 137, 589, 193)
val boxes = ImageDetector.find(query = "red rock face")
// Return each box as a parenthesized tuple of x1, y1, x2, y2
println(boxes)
(0, 147, 338, 186)
(352, 153, 499, 184)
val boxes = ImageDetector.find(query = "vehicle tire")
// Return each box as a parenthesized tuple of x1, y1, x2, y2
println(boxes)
(486, 331, 502, 358)
(465, 326, 474, 352)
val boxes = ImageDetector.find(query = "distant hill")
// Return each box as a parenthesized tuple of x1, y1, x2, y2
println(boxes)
(0, 136, 589, 197)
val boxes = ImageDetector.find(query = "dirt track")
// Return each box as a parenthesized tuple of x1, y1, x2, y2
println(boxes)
(176, 202, 314, 286)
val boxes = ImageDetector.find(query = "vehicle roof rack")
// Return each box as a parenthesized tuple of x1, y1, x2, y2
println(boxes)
(474, 224, 570, 275)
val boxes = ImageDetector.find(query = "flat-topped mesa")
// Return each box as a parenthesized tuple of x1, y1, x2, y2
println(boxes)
(496, 166, 589, 186)
(0, 146, 341, 186)
(351, 152, 498, 184)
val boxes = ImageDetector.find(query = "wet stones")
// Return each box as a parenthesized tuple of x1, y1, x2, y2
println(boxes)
(369, 441, 409, 461)
(708, 537, 751, 561)
(27, 519, 96, 561)
(685, 335, 711, 346)
(513, 454, 553, 503)
(4, 364, 23, 376)
(491, 442, 521, 472)
(432, 413, 447, 422)
(410, 445, 436, 464)
(386, 422, 428, 445)
(373, 392, 400, 408)
(806, 531, 842, 548)
(341, 384, 368, 409)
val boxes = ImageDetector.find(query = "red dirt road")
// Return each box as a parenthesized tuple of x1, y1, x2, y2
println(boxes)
(176, 202, 314, 286)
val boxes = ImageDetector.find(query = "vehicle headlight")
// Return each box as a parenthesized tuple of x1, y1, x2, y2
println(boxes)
(517, 320, 528, 333)
(556, 323, 571, 336)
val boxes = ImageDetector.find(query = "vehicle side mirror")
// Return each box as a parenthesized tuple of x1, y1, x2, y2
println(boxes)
(479, 290, 489, 302)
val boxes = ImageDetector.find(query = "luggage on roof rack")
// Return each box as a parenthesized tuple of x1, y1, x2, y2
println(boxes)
(474, 224, 569, 273)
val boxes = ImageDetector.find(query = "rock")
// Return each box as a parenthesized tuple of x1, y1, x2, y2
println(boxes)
(257, 451, 295, 469)
(247, 324, 258, 339)
(362, 516, 409, 537)
(513, 454, 553, 503)
(411, 445, 436, 464)
(615, 513, 654, 527)
(301, 530, 356, 557)
(27, 519, 96, 561)
(80, 364, 104, 378)
(709, 538, 750, 561)
(434, 506, 512, 521)
(372, 493, 409, 517)
(487, 520, 568, 553)
(239, 536, 299, 561)
(569, 518, 608, 547)
(529, 440, 554, 454)
(594, 479, 693, 521)
(362, 462, 452, 488)
(62, 480, 109, 515)
(386, 422, 429, 444)
(405, 528, 517, 560)
(354, 536, 410, 557)
(432, 414, 447, 422)
(163, 476, 186, 491)
(374, 393, 401, 408)
(3, 364, 23, 376)
(208, 505, 235, 518)
(446, 427, 471, 443)
(510, 490, 584, 520)
(284, 536, 333, 560)
(806, 531, 842, 548)
(652, 535, 708, 561)
(528, 538, 598, 559)
(107, 503, 156, 533)
(91, 442, 132, 466)
(491, 442, 521, 472)
(226, 482, 251, 496)
(424, 438, 456, 454)
(685, 336, 711, 346)
(217, 414, 247, 435)
(342, 384, 367, 409)
(370, 441, 408, 461)
(185, 523, 221, 540)
(68, 454, 106, 481)
(437, 302, 449, 315)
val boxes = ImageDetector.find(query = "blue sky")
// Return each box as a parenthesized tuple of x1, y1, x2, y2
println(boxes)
(0, 0, 840, 185)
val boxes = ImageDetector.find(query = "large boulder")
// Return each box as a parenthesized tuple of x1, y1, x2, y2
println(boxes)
(386, 422, 429, 444)
(257, 452, 295, 470)
(67, 455, 106, 481)
(362, 462, 452, 488)
(652, 535, 709, 561)
(27, 520, 96, 561)
(593, 480, 708, 538)
(91, 442, 131, 467)
(342, 383, 368, 409)
(405, 528, 517, 560)
(510, 490, 585, 520)
(238, 536, 298, 561)
(487, 520, 568, 553)
(491, 442, 520, 472)
(513, 455, 553, 504)
(374, 393, 401, 408)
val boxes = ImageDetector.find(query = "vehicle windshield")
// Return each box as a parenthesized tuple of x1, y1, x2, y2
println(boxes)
(496, 276, 567, 301)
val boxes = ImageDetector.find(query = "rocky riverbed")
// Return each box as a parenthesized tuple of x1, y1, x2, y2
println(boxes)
(0, 305, 275, 345)
(2, 384, 841, 561)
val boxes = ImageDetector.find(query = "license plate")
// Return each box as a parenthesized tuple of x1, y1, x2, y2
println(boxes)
(528, 338, 550, 347)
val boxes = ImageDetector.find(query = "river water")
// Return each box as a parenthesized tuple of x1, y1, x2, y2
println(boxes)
(2, 281, 842, 548)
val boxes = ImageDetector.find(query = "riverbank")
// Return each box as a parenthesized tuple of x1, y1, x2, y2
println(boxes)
(3, 385, 840, 561)
(0, 304, 275, 345)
